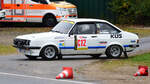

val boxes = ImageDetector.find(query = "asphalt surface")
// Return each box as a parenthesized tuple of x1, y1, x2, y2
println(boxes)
(0, 72, 91, 84)
(0, 37, 150, 84)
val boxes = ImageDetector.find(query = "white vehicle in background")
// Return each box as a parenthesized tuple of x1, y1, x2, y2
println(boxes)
(0, 0, 77, 26)
(13, 18, 139, 60)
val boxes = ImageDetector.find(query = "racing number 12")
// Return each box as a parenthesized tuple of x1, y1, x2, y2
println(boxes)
(78, 39, 86, 47)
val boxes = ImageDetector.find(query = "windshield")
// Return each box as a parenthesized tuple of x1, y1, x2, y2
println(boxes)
(50, 0, 65, 2)
(51, 21, 74, 34)
(31, 0, 48, 4)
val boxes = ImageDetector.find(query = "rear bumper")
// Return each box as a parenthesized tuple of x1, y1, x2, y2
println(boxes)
(124, 44, 139, 48)
(124, 44, 139, 52)
(128, 44, 139, 48)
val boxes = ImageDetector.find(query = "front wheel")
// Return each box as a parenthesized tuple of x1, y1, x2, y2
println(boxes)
(40, 46, 57, 60)
(43, 15, 57, 27)
(106, 45, 123, 58)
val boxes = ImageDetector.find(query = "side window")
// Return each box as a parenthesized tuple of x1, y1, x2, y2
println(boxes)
(31, 0, 48, 4)
(70, 23, 96, 35)
(96, 23, 120, 34)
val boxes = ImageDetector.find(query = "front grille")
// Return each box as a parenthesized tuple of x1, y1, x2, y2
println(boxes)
(13, 39, 30, 48)
(68, 8, 77, 15)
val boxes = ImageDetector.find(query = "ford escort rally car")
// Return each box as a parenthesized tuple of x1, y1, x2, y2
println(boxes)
(13, 18, 139, 60)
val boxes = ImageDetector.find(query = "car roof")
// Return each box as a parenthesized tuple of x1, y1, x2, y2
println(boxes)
(63, 18, 123, 32)
(63, 18, 108, 23)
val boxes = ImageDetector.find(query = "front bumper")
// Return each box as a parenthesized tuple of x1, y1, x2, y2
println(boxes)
(13, 45, 41, 56)
(13, 45, 41, 49)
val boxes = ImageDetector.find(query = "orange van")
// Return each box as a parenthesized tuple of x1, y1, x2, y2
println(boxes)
(0, 0, 77, 26)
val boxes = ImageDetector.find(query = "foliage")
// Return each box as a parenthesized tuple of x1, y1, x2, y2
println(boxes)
(109, 0, 150, 25)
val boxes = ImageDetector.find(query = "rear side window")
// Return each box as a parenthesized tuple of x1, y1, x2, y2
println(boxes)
(96, 23, 120, 34)
(31, 0, 48, 4)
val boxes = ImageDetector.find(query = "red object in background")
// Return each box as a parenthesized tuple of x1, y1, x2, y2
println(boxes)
(134, 66, 148, 76)
(56, 67, 73, 79)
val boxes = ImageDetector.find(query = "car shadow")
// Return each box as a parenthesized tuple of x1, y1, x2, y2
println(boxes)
(15, 55, 127, 62)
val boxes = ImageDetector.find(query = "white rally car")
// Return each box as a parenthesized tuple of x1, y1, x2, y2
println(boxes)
(13, 18, 139, 60)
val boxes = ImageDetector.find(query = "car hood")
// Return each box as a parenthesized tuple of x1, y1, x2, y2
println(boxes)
(123, 31, 139, 39)
(51, 1, 76, 8)
(16, 32, 62, 40)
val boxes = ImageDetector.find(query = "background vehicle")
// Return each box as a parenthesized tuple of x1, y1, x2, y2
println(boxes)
(0, 0, 77, 26)
(13, 19, 139, 60)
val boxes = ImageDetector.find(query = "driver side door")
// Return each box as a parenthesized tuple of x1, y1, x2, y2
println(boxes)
(62, 22, 99, 55)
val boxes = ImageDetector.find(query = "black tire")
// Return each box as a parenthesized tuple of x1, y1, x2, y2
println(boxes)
(105, 45, 123, 58)
(25, 55, 37, 60)
(40, 46, 57, 60)
(43, 15, 57, 27)
(57, 54, 63, 60)
(90, 54, 101, 58)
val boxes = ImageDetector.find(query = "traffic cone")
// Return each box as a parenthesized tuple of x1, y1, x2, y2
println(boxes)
(56, 67, 73, 79)
(134, 66, 148, 76)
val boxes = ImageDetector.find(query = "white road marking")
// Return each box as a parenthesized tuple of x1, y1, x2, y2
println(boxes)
(0, 72, 92, 84)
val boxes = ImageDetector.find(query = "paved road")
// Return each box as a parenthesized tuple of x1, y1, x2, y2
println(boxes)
(0, 37, 149, 84)
(0, 54, 98, 84)
(0, 72, 91, 84)
(129, 36, 150, 55)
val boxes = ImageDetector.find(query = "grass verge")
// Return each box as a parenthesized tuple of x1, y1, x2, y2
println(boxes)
(0, 44, 17, 55)
(121, 27, 150, 38)
(101, 53, 150, 70)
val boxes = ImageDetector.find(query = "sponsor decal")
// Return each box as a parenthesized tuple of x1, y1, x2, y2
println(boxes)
(59, 40, 64, 42)
(59, 43, 65, 47)
(74, 36, 88, 50)
(111, 34, 122, 38)
(59, 40, 65, 47)
(62, 20, 75, 24)
(99, 41, 107, 44)
(131, 40, 136, 43)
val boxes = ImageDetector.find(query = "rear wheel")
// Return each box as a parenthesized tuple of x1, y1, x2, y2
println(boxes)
(43, 15, 57, 27)
(106, 45, 123, 58)
(25, 55, 37, 60)
(40, 46, 57, 60)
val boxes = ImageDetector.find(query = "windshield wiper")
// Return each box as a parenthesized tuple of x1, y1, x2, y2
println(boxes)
(51, 30, 62, 33)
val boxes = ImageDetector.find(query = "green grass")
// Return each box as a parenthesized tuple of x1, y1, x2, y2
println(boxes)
(0, 28, 51, 55)
(0, 44, 17, 55)
(101, 53, 150, 70)
(129, 53, 150, 65)
(121, 27, 150, 38)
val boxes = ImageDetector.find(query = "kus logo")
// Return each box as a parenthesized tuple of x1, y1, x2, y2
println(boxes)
(111, 34, 122, 38)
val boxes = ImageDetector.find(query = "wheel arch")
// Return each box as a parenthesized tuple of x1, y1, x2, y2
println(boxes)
(106, 42, 124, 51)
(39, 43, 60, 56)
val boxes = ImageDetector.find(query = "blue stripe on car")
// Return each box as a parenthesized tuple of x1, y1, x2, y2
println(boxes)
(59, 45, 131, 49)
(59, 46, 106, 49)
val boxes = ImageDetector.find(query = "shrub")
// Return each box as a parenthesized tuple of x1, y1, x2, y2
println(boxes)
(109, 0, 150, 25)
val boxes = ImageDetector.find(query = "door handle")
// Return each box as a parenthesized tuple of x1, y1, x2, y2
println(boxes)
(91, 36, 97, 38)
(29, 4, 33, 7)
(16, 4, 20, 7)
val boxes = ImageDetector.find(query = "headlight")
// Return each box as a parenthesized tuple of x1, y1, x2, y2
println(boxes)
(68, 8, 77, 14)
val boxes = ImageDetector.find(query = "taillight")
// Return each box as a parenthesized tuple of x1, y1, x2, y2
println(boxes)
(137, 39, 139, 43)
